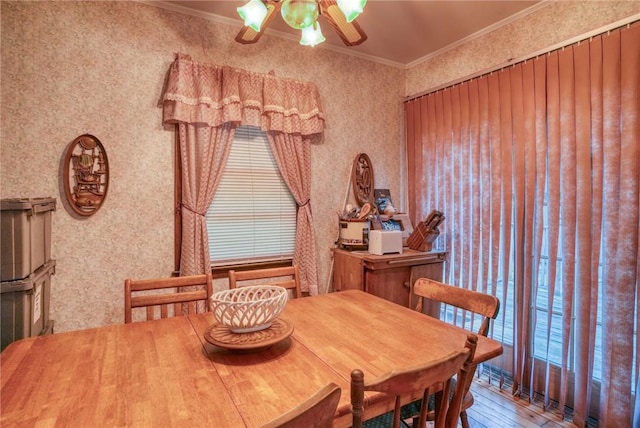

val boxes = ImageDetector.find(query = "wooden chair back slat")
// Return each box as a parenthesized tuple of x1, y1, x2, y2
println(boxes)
(412, 278, 500, 428)
(173, 302, 181, 318)
(413, 278, 499, 336)
(229, 265, 302, 299)
(260, 383, 341, 428)
(351, 334, 478, 428)
(124, 273, 213, 323)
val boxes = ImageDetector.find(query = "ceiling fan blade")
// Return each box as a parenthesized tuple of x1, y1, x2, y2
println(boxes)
(235, 0, 282, 44)
(319, 0, 367, 46)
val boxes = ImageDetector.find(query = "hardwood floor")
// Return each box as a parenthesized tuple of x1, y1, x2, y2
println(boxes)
(462, 377, 580, 428)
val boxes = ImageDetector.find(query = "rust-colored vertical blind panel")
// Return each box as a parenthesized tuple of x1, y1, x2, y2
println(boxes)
(404, 21, 639, 427)
(599, 23, 639, 427)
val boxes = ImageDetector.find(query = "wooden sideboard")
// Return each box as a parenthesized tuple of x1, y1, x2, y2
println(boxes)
(331, 248, 446, 308)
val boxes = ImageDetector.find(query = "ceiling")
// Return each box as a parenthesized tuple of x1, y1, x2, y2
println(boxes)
(155, 0, 542, 68)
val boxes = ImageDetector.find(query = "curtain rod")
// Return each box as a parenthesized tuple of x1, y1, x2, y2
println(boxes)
(404, 15, 639, 103)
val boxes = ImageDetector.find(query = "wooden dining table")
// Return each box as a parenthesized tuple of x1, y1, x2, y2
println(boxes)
(1, 289, 502, 427)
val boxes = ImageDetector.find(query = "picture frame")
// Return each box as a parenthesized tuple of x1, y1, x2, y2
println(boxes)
(370, 213, 414, 246)
(374, 188, 394, 215)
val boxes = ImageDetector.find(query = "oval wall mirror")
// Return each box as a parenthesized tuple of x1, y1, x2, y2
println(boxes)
(63, 134, 109, 216)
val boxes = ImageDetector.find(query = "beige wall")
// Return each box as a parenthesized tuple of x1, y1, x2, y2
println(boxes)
(405, 1, 640, 96)
(0, 1, 404, 332)
(1, 1, 637, 333)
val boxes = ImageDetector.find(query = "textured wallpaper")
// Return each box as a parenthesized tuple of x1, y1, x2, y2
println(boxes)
(1, 1, 637, 333)
(0, 1, 404, 332)
(405, 1, 640, 96)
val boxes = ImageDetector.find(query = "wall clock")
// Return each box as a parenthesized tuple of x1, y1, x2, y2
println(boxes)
(63, 134, 109, 216)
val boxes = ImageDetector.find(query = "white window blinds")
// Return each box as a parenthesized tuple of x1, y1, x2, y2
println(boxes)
(206, 126, 296, 265)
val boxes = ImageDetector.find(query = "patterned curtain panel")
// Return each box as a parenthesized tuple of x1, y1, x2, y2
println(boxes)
(405, 22, 639, 426)
(268, 132, 318, 295)
(162, 54, 324, 294)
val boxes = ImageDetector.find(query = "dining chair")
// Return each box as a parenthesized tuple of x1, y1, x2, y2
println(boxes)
(124, 272, 213, 323)
(351, 334, 478, 428)
(260, 382, 341, 428)
(228, 265, 303, 299)
(412, 278, 500, 428)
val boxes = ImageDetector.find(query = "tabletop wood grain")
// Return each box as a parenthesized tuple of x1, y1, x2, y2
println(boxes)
(1, 289, 502, 427)
(1, 316, 244, 427)
(190, 290, 503, 427)
(281, 290, 503, 425)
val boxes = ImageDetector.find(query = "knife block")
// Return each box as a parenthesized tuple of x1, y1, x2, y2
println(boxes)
(406, 223, 440, 252)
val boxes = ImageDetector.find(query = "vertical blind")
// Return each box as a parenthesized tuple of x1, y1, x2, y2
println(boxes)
(404, 21, 639, 426)
(206, 126, 296, 264)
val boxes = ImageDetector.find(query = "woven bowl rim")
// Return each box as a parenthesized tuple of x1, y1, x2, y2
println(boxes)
(210, 285, 288, 332)
(210, 285, 288, 303)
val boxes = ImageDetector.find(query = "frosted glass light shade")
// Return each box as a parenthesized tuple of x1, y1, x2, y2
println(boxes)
(281, 0, 318, 29)
(300, 22, 326, 47)
(337, 0, 366, 22)
(237, 0, 269, 32)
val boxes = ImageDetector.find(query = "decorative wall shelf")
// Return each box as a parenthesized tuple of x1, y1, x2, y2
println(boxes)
(352, 153, 374, 206)
(63, 134, 109, 216)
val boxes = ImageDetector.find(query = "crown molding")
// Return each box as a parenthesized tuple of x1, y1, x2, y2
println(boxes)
(405, 0, 549, 69)
(140, 1, 407, 68)
(405, 13, 640, 100)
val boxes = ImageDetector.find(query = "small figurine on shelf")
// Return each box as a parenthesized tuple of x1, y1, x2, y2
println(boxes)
(374, 189, 396, 216)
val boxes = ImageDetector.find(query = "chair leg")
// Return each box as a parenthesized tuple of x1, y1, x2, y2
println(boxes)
(460, 410, 470, 428)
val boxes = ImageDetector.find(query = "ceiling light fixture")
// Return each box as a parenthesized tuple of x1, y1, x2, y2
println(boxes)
(336, 0, 366, 23)
(300, 21, 326, 47)
(281, 0, 318, 30)
(237, 0, 269, 32)
(235, 0, 367, 47)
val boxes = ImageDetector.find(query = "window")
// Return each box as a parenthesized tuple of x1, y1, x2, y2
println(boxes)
(531, 193, 606, 381)
(206, 126, 296, 266)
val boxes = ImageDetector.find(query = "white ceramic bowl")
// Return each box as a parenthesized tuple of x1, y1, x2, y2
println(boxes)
(210, 286, 288, 333)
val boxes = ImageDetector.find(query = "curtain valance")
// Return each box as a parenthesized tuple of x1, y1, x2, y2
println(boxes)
(162, 54, 325, 136)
